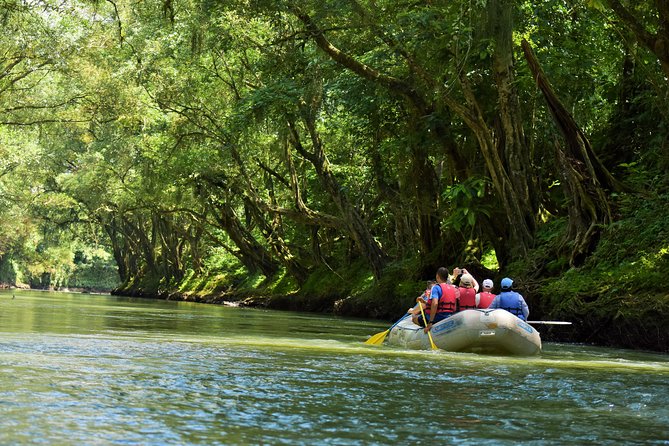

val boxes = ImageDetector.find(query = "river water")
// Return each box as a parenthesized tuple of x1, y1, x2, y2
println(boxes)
(0, 290, 667, 445)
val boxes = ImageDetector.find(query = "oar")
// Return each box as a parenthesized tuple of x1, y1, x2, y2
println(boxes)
(418, 300, 439, 351)
(527, 321, 572, 325)
(364, 314, 410, 345)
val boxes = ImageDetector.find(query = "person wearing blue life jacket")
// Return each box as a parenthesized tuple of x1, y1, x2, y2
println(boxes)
(488, 277, 529, 320)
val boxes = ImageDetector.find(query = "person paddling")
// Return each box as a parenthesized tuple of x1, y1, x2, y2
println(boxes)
(488, 277, 529, 320)
(476, 279, 496, 309)
(420, 267, 459, 333)
(408, 280, 435, 325)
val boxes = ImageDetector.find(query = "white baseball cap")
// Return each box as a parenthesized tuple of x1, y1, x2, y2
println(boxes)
(482, 279, 493, 289)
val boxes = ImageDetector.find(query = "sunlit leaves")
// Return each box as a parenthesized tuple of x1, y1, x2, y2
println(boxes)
(0, 0, 666, 289)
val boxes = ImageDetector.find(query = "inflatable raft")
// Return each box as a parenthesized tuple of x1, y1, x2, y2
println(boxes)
(386, 309, 541, 356)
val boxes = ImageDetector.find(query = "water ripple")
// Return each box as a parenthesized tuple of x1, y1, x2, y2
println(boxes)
(0, 292, 667, 445)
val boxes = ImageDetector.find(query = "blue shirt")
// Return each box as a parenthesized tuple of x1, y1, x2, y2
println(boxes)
(429, 284, 442, 304)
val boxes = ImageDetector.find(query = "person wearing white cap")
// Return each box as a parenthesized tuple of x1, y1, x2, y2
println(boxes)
(488, 277, 529, 320)
(457, 272, 479, 311)
(476, 279, 496, 309)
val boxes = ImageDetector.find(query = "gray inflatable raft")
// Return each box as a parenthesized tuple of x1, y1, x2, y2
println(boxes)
(387, 309, 541, 356)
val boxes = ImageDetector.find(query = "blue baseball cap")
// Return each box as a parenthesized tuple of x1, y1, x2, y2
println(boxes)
(501, 277, 513, 289)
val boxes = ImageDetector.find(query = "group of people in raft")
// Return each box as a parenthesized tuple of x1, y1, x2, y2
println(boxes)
(408, 267, 529, 332)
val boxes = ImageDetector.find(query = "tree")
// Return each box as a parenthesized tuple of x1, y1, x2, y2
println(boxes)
(605, 0, 669, 81)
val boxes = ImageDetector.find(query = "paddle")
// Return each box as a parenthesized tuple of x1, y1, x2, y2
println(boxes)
(364, 314, 410, 345)
(418, 299, 439, 350)
(526, 321, 572, 325)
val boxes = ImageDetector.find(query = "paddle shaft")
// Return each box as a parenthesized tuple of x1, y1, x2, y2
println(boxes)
(390, 313, 411, 330)
(526, 321, 572, 325)
(417, 298, 438, 350)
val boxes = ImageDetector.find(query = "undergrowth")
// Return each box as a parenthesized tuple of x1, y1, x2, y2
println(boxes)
(532, 190, 669, 351)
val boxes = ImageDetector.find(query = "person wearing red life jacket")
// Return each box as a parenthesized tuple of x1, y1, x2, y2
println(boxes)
(488, 277, 529, 320)
(418, 267, 460, 333)
(476, 279, 496, 309)
(452, 268, 479, 289)
(457, 273, 479, 311)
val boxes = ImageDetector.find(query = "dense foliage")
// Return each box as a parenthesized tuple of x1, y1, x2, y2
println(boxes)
(0, 0, 667, 349)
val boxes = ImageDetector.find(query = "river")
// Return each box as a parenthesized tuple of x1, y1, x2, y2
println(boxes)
(0, 290, 667, 445)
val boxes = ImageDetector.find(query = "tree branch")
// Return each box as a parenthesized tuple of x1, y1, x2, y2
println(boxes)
(292, 7, 429, 112)
(606, 0, 669, 78)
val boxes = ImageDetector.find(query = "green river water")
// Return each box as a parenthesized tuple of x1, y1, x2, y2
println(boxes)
(0, 290, 667, 445)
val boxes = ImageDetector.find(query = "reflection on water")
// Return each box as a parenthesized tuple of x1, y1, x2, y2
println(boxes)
(0, 290, 667, 445)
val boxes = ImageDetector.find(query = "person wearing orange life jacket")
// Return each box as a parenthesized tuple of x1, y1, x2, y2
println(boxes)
(488, 277, 529, 320)
(457, 272, 479, 311)
(476, 279, 496, 309)
(419, 267, 460, 333)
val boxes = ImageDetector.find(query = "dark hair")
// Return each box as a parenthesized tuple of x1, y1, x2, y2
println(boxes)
(436, 267, 449, 282)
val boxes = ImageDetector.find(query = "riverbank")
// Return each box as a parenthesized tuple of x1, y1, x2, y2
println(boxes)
(112, 262, 669, 353)
(111, 190, 669, 353)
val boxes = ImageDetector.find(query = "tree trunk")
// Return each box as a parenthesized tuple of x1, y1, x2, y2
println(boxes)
(444, 78, 535, 261)
(198, 175, 280, 278)
(288, 115, 388, 280)
(606, 0, 669, 81)
(103, 219, 129, 284)
(154, 214, 186, 282)
(489, 0, 539, 224)
(406, 112, 441, 255)
(227, 144, 310, 284)
(186, 220, 205, 274)
(553, 140, 608, 266)
(244, 194, 310, 284)
(369, 134, 414, 257)
(522, 39, 615, 266)
(115, 215, 156, 278)
(209, 198, 279, 278)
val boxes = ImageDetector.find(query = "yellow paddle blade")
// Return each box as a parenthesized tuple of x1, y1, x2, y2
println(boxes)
(428, 332, 439, 350)
(364, 329, 390, 345)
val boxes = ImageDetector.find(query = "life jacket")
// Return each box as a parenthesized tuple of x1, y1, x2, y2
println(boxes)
(458, 287, 477, 310)
(498, 291, 525, 320)
(477, 291, 496, 309)
(436, 283, 459, 316)
(425, 283, 459, 317)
